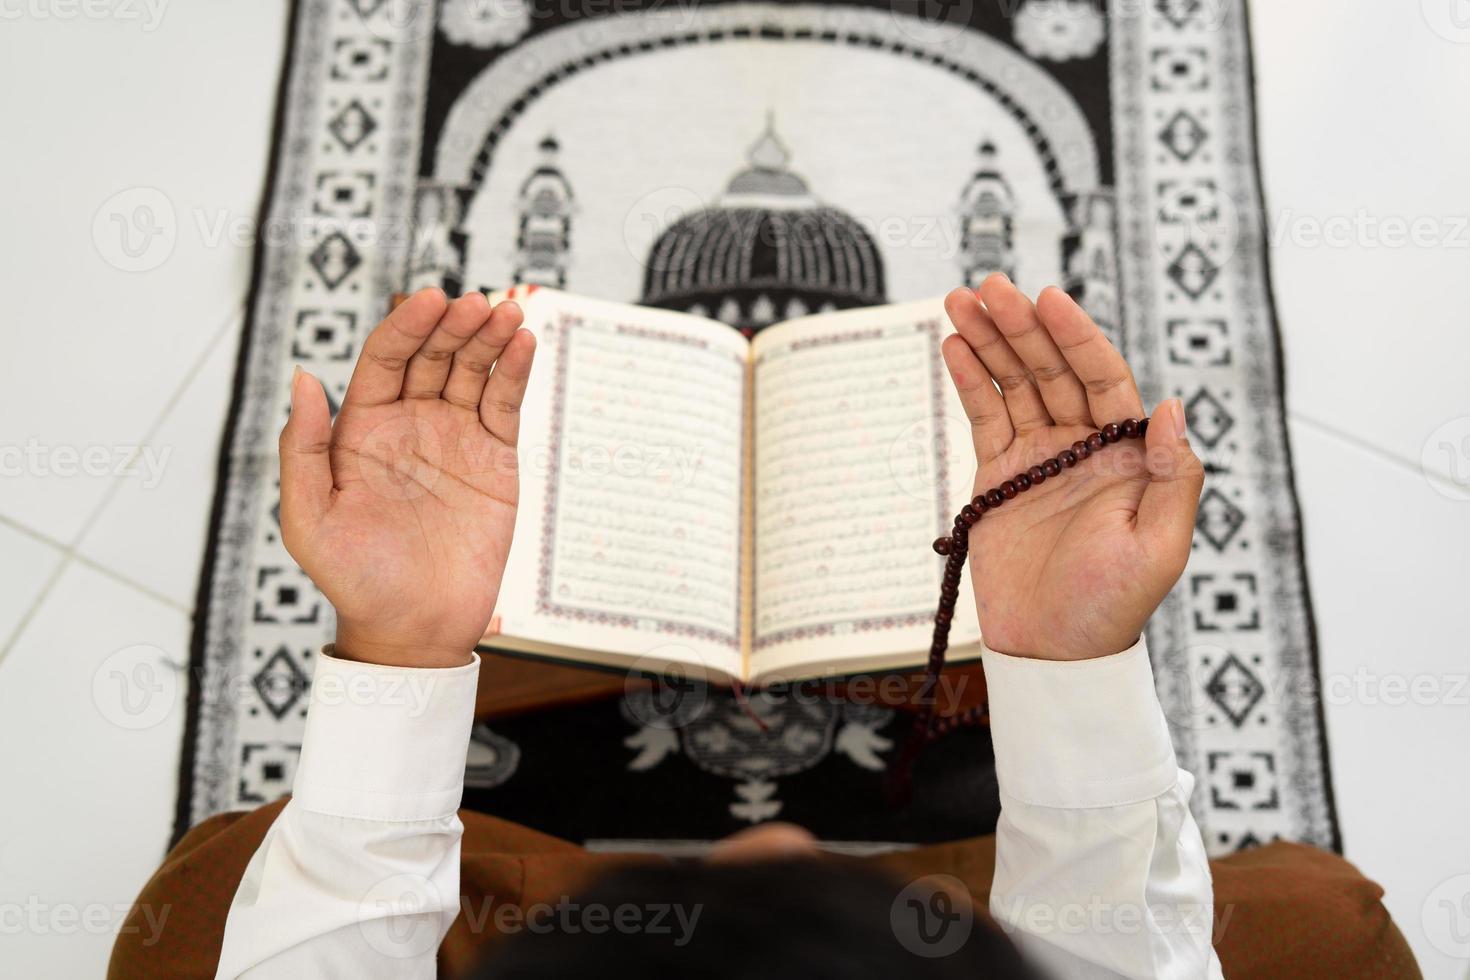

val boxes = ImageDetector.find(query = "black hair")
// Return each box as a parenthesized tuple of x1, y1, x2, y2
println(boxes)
(476, 858, 1041, 979)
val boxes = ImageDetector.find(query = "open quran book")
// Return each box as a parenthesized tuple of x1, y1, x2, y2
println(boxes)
(481, 287, 982, 685)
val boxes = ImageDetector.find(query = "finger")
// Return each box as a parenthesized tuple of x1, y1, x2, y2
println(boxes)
(344, 288, 448, 407)
(943, 287, 1051, 434)
(278, 366, 333, 544)
(444, 300, 523, 412)
(480, 328, 537, 447)
(977, 273, 1091, 426)
(941, 332, 1013, 465)
(401, 292, 492, 400)
(1135, 399, 1204, 581)
(1034, 286, 1144, 424)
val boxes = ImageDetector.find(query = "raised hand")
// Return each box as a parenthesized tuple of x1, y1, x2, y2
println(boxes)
(278, 288, 536, 668)
(941, 274, 1203, 662)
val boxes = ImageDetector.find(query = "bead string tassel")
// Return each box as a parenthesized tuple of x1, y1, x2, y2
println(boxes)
(882, 417, 1149, 806)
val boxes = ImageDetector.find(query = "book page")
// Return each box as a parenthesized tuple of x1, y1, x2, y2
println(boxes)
(489, 289, 750, 681)
(748, 299, 980, 682)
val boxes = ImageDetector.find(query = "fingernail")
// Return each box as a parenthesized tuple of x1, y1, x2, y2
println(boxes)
(292, 364, 303, 385)
(1170, 398, 1187, 440)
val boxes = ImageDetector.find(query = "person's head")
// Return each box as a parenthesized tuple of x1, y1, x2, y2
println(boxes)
(474, 835, 1040, 979)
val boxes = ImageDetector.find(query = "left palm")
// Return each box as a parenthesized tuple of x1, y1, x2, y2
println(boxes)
(278, 289, 537, 667)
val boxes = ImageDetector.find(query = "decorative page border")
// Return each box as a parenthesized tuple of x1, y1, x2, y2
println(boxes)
(533, 313, 745, 649)
(751, 319, 949, 650)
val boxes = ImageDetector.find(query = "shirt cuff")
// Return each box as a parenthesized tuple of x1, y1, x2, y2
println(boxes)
(982, 638, 1178, 809)
(291, 648, 480, 822)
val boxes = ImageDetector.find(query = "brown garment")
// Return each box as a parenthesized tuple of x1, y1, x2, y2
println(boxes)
(110, 799, 1417, 979)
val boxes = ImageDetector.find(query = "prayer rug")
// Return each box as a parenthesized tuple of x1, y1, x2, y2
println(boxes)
(176, 0, 1339, 855)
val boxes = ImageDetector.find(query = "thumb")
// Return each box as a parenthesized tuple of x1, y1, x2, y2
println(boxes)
(1135, 398, 1204, 578)
(278, 365, 333, 545)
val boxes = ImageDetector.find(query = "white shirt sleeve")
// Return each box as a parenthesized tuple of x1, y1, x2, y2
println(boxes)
(213, 648, 480, 980)
(983, 638, 1225, 979)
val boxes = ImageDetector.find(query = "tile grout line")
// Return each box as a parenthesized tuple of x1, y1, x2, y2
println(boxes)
(0, 513, 189, 615)
(0, 304, 243, 668)
(68, 304, 246, 549)
(1286, 410, 1430, 480)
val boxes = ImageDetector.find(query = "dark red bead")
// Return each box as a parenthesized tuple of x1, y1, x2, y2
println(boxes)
(985, 489, 1004, 508)
(1102, 422, 1122, 443)
(1072, 439, 1090, 459)
(936, 610, 952, 625)
(1001, 481, 1018, 499)
(1121, 418, 1140, 438)
(1137, 417, 1150, 437)
(1042, 458, 1061, 477)
(1058, 449, 1078, 467)
(1085, 432, 1105, 452)
(1014, 472, 1031, 491)
(961, 504, 979, 523)
(932, 537, 951, 555)
(1028, 465, 1046, 484)
(971, 495, 988, 512)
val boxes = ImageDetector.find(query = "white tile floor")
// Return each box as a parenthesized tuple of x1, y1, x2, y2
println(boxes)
(0, 3, 1466, 977)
